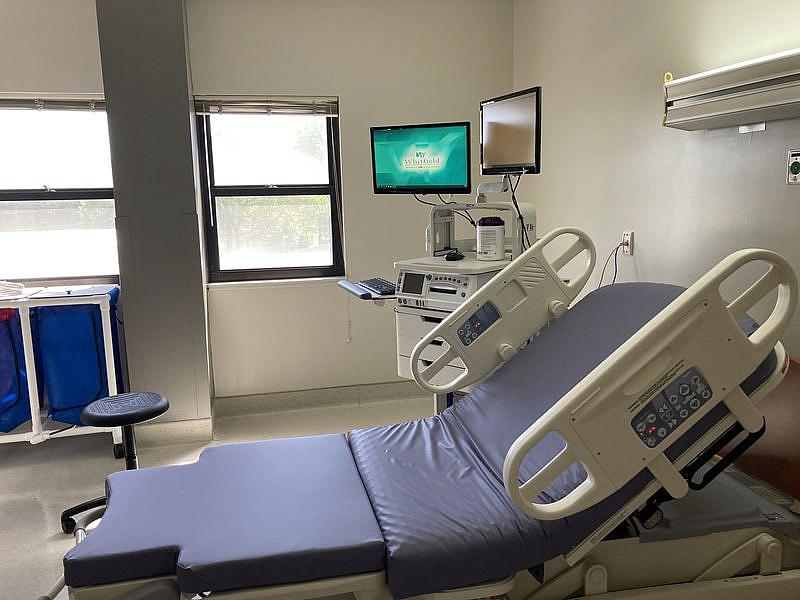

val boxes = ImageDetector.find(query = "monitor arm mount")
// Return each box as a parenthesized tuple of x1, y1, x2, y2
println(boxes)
(474, 174, 511, 204)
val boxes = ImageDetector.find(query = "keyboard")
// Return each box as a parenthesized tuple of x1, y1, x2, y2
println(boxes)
(358, 277, 396, 296)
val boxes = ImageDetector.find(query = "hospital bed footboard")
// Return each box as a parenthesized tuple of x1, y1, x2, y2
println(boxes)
(504, 248, 798, 521)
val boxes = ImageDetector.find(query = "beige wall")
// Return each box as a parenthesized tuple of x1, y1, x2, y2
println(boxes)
(0, 0, 102, 94)
(513, 0, 800, 353)
(187, 0, 514, 396)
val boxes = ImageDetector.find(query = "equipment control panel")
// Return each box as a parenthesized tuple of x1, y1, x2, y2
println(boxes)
(394, 256, 506, 312)
(631, 367, 713, 448)
(456, 302, 501, 346)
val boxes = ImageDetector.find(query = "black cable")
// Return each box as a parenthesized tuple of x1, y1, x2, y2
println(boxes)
(611, 245, 621, 284)
(413, 194, 475, 227)
(510, 174, 531, 249)
(437, 193, 476, 227)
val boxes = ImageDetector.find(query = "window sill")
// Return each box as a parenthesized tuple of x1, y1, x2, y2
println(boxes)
(206, 275, 345, 291)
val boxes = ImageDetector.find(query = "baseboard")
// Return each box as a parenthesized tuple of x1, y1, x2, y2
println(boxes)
(136, 417, 213, 447)
(213, 380, 424, 417)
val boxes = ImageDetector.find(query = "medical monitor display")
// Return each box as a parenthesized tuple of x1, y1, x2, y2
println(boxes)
(401, 272, 425, 295)
(480, 87, 541, 174)
(371, 122, 471, 194)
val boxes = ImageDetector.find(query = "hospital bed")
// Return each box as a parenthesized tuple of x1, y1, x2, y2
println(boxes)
(60, 229, 800, 600)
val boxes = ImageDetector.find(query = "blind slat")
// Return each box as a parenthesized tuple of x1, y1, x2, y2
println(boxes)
(194, 95, 338, 117)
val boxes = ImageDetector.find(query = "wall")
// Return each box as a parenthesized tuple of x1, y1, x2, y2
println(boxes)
(513, 0, 800, 353)
(187, 0, 515, 397)
(0, 0, 102, 95)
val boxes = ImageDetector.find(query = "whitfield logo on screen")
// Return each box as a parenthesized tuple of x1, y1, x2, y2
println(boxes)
(402, 149, 442, 170)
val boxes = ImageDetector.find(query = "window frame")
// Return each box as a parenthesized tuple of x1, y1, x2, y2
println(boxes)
(0, 187, 118, 285)
(196, 113, 346, 283)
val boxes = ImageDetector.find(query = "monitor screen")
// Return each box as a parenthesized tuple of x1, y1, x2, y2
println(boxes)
(480, 87, 541, 175)
(371, 122, 471, 194)
(401, 272, 425, 295)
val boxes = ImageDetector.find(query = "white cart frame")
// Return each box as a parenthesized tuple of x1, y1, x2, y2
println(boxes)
(0, 288, 122, 446)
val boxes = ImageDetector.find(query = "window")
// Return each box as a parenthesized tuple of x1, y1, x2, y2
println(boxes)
(196, 97, 344, 281)
(0, 104, 118, 281)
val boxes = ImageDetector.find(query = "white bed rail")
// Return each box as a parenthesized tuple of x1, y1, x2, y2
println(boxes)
(410, 228, 596, 394)
(504, 249, 797, 520)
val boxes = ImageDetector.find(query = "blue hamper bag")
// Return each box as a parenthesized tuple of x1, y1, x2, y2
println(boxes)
(0, 308, 35, 432)
(36, 286, 125, 426)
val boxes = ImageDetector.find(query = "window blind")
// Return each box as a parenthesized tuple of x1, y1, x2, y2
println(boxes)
(194, 95, 338, 117)
(0, 97, 106, 111)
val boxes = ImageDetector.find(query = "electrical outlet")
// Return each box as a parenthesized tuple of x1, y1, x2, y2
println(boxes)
(622, 231, 634, 256)
(788, 149, 800, 184)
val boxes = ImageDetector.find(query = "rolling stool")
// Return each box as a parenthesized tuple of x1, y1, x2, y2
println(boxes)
(60, 391, 169, 534)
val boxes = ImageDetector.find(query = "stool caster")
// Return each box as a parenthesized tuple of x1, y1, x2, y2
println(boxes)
(113, 443, 125, 459)
(61, 517, 76, 535)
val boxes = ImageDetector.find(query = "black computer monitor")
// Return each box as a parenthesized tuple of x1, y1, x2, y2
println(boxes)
(370, 122, 471, 194)
(480, 87, 541, 175)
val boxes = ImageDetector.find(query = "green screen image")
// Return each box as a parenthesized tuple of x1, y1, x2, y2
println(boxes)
(372, 124, 469, 191)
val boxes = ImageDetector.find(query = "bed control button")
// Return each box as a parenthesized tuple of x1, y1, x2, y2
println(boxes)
(646, 413, 656, 424)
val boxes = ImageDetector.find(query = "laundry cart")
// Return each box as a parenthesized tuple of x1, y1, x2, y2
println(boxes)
(0, 286, 124, 450)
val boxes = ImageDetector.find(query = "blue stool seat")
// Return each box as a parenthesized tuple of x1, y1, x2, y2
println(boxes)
(81, 392, 169, 427)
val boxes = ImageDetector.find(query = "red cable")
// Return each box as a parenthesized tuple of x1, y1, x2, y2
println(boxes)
(597, 243, 624, 289)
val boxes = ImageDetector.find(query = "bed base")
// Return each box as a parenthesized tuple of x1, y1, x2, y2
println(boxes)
(69, 523, 800, 600)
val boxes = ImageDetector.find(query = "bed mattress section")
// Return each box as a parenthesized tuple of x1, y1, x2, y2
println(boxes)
(350, 283, 775, 598)
(64, 434, 386, 593)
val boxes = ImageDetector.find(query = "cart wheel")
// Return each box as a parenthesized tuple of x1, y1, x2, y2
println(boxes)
(113, 443, 125, 459)
(61, 517, 76, 535)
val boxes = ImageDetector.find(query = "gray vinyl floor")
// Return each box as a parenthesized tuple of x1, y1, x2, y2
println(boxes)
(0, 395, 433, 600)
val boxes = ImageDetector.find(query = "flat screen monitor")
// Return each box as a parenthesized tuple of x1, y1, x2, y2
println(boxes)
(480, 87, 541, 175)
(371, 122, 471, 194)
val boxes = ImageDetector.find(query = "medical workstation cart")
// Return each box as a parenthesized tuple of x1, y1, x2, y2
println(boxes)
(0, 285, 124, 450)
(340, 199, 535, 413)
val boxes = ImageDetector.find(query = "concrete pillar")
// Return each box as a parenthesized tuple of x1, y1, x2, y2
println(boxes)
(95, 0, 211, 423)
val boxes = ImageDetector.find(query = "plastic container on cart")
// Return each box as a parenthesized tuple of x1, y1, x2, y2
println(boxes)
(35, 286, 125, 426)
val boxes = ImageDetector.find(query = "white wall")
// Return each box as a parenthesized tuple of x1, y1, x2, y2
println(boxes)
(513, 0, 800, 353)
(187, 0, 514, 397)
(0, 0, 102, 94)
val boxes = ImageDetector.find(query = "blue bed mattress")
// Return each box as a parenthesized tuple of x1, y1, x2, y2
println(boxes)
(348, 282, 774, 598)
(64, 434, 385, 592)
(64, 283, 775, 597)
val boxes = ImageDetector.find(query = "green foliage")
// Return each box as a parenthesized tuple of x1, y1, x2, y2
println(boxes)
(216, 195, 332, 256)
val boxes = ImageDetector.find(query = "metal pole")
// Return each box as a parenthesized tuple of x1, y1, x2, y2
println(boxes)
(18, 305, 43, 443)
(99, 296, 123, 445)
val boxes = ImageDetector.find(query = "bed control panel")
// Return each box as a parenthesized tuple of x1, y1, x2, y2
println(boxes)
(631, 367, 713, 448)
(456, 302, 501, 347)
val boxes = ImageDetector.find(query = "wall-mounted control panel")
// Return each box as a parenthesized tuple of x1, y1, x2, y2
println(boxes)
(630, 367, 712, 448)
(789, 149, 800, 185)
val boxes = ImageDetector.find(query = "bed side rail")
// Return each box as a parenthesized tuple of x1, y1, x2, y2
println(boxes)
(504, 249, 797, 521)
(410, 228, 596, 394)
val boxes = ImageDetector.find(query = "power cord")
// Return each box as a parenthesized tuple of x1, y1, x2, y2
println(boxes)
(413, 194, 476, 227)
(597, 242, 624, 289)
(509, 174, 531, 249)
(437, 193, 476, 227)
